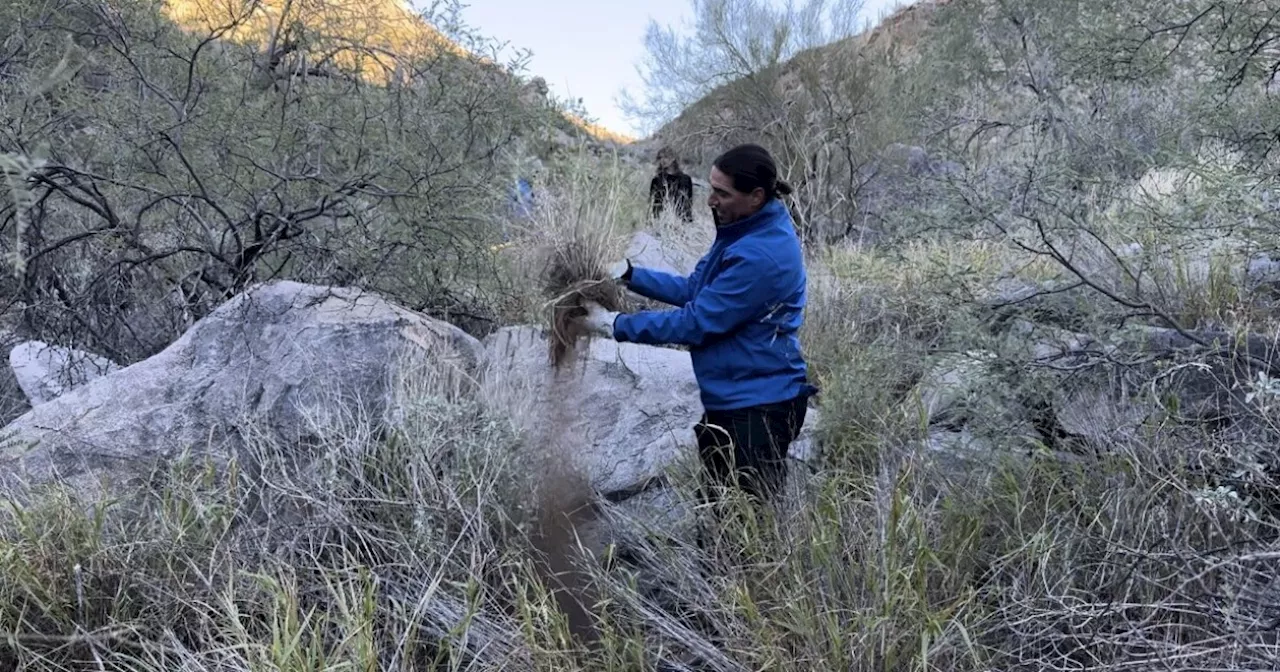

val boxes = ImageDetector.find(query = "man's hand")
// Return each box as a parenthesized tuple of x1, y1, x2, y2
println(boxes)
(607, 259, 632, 283)
(582, 301, 619, 338)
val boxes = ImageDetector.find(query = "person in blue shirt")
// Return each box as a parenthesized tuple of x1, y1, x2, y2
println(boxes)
(510, 176, 535, 219)
(582, 143, 816, 508)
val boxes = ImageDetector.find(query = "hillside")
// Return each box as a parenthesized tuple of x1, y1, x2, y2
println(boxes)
(647, 0, 947, 164)
(163, 0, 633, 144)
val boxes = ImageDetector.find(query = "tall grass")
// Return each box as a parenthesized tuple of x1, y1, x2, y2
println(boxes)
(6, 403, 1275, 670)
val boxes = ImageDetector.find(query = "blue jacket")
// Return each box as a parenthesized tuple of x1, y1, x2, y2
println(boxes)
(613, 198, 816, 411)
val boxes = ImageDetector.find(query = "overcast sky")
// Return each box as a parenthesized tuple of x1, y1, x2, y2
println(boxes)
(437, 0, 910, 138)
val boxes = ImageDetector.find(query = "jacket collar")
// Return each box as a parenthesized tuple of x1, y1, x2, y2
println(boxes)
(714, 198, 788, 243)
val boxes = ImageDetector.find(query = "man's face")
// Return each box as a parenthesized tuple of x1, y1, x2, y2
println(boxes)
(707, 166, 765, 225)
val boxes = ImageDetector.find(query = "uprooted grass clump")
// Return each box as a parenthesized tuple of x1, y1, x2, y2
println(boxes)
(494, 146, 639, 368)
(544, 237, 625, 368)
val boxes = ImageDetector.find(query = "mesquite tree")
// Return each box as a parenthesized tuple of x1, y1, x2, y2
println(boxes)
(0, 0, 553, 362)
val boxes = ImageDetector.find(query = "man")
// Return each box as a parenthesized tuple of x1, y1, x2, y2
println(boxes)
(510, 175, 535, 218)
(583, 143, 815, 508)
(649, 147, 694, 223)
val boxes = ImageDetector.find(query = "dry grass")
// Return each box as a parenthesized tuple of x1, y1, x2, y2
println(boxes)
(493, 148, 641, 368)
(543, 239, 625, 368)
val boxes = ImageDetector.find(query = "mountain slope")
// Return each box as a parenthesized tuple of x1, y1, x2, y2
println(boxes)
(647, 0, 949, 158)
(162, 0, 633, 144)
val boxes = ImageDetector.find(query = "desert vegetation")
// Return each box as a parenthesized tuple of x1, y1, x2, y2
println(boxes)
(1, 0, 1279, 670)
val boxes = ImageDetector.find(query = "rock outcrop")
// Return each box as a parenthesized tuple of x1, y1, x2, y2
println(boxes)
(479, 325, 820, 498)
(0, 281, 483, 495)
(625, 230, 705, 277)
(0, 323, 30, 426)
(910, 304, 1280, 470)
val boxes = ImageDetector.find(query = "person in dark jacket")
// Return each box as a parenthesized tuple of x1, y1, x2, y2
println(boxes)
(649, 148, 694, 223)
(584, 143, 816, 508)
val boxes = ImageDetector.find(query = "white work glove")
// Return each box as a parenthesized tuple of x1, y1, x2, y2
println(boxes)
(607, 259, 632, 284)
(582, 301, 619, 338)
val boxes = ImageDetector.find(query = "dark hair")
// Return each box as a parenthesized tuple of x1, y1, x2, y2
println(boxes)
(712, 143, 793, 200)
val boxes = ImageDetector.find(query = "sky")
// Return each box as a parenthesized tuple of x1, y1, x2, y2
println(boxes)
(437, 0, 910, 138)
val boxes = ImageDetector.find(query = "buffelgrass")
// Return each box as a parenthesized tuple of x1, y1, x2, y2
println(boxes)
(493, 149, 642, 367)
(543, 236, 625, 368)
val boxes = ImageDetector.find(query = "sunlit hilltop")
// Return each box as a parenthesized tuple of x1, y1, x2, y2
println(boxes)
(161, 0, 634, 144)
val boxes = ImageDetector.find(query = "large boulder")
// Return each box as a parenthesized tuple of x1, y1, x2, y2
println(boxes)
(915, 350, 998, 426)
(0, 281, 484, 494)
(1106, 326, 1279, 428)
(480, 325, 696, 497)
(8, 340, 121, 407)
(478, 325, 820, 498)
(625, 229, 706, 277)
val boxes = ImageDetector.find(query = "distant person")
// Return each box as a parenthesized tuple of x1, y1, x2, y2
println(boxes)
(649, 148, 694, 223)
(582, 143, 816, 509)
(501, 174, 536, 243)
(510, 175, 535, 220)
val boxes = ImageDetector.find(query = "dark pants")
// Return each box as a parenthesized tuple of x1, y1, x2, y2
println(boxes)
(694, 394, 808, 508)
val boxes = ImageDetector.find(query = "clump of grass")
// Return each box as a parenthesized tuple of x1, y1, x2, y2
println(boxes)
(501, 148, 637, 368)
(543, 238, 624, 368)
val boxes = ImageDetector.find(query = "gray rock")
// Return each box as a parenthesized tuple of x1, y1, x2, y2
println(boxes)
(8, 340, 121, 407)
(0, 281, 484, 495)
(789, 406, 822, 464)
(925, 428, 998, 466)
(923, 428, 1086, 479)
(480, 325, 701, 496)
(478, 325, 820, 496)
(0, 326, 30, 426)
(1054, 382, 1151, 445)
(1246, 253, 1280, 289)
(1120, 325, 1277, 424)
(915, 351, 997, 426)
(980, 277, 1047, 307)
(1002, 318, 1101, 363)
(625, 230, 705, 277)
(1046, 325, 1280, 448)
(981, 277, 1096, 322)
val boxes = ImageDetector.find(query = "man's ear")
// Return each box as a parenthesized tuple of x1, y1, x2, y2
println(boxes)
(750, 187, 767, 208)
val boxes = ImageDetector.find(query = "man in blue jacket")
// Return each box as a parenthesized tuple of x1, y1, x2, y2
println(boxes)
(582, 143, 816, 508)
